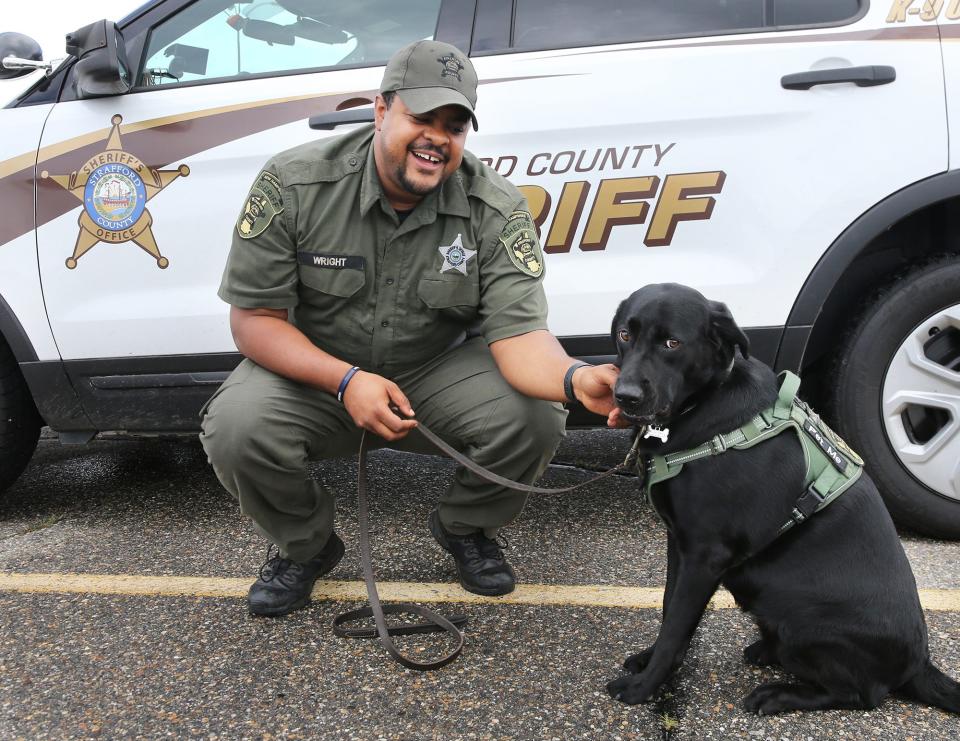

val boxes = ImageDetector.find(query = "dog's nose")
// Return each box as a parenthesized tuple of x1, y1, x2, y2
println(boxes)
(615, 387, 645, 410)
(615, 378, 652, 413)
(615, 392, 636, 409)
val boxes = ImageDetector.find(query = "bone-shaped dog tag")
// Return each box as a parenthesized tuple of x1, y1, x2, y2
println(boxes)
(643, 426, 669, 443)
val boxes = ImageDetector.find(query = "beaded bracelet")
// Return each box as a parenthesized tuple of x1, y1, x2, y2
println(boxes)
(336, 366, 361, 402)
(563, 361, 591, 404)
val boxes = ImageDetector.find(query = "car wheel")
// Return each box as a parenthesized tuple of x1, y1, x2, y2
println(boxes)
(0, 337, 41, 493)
(830, 257, 960, 538)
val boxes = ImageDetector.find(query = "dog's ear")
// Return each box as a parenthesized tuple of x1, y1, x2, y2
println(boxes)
(709, 300, 750, 358)
(611, 300, 627, 364)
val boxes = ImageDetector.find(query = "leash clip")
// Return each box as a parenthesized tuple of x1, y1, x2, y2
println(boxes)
(623, 429, 646, 470)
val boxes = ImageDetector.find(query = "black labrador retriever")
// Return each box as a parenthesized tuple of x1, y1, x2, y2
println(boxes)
(605, 283, 960, 715)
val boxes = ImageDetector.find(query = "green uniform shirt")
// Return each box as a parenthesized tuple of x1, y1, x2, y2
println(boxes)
(219, 125, 549, 375)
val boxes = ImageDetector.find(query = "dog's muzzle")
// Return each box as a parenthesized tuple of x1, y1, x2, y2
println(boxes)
(614, 383, 670, 425)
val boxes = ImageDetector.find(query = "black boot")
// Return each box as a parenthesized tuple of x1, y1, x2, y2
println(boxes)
(429, 510, 515, 596)
(248, 532, 345, 616)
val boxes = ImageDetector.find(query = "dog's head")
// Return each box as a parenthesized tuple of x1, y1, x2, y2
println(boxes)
(611, 283, 749, 426)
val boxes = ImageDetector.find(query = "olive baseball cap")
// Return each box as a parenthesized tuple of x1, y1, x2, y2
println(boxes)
(380, 40, 479, 130)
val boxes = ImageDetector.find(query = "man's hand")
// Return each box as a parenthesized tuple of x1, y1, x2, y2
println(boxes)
(571, 363, 624, 424)
(341, 371, 417, 441)
(604, 407, 632, 429)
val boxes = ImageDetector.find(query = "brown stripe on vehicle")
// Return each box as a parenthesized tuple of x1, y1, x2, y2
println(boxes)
(1, 163, 35, 250)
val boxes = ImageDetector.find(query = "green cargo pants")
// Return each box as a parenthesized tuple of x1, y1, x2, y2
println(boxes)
(199, 336, 567, 562)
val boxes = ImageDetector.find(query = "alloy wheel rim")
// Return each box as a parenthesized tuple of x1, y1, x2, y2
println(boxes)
(881, 304, 960, 501)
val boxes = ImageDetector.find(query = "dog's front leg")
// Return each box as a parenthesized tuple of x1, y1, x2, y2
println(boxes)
(624, 533, 679, 673)
(607, 557, 720, 705)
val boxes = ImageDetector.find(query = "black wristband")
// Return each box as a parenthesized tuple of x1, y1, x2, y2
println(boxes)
(563, 362, 590, 404)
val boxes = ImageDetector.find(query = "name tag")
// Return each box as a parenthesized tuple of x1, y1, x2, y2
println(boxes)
(802, 419, 849, 474)
(298, 252, 365, 270)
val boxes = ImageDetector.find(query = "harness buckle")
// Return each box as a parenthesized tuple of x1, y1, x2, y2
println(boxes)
(790, 485, 825, 525)
(709, 434, 728, 455)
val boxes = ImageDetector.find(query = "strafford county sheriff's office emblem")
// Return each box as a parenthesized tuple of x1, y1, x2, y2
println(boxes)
(41, 114, 190, 269)
(500, 210, 544, 278)
(237, 171, 284, 239)
(438, 234, 476, 276)
(437, 53, 464, 81)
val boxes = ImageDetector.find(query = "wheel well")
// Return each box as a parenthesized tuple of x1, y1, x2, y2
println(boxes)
(0, 292, 37, 363)
(799, 194, 960, 409)
(0, 330, 42, 423)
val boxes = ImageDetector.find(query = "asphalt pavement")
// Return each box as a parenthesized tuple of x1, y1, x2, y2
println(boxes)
(0, 430, 958, 740)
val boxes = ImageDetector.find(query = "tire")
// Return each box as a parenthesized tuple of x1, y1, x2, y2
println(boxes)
(831, 257, 960, 539)
(0, 337, 41, 493)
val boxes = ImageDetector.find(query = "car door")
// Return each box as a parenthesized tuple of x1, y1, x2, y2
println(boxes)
(33, 0, 466, 428)
(0, 103, 61, 365)
(464, 0, 947, 360)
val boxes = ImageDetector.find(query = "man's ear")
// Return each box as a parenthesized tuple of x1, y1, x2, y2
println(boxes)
(374, 94, 387, 130)
(611, 300, 627, 365)
(709, 300, 750, 358)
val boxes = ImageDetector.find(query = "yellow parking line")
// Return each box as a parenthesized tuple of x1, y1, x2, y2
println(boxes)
(0, 573, 958, 611)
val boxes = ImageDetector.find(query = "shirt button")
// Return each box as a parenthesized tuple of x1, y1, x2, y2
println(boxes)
(385, 278, 394, 285)
(381, 320, 389, 327)
(348, 157, 358, 166)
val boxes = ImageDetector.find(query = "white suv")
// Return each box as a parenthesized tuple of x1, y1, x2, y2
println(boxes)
(1, 0, 958, 537)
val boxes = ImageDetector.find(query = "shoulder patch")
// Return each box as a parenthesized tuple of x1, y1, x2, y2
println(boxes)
(236, 171, 284, 239)
(499, 211, 544, 277)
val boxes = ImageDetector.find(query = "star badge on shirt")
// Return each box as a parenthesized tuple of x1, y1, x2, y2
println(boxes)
(438, 234, 476, 276)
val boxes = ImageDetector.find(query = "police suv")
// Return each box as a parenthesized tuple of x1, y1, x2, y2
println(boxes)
(1, 0, 958, 537)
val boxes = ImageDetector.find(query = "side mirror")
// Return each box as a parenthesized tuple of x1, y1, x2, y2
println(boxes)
(66, 19, 132, 98)
(0, 32, 45, 79)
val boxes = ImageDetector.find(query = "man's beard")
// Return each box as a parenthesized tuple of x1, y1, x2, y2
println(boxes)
(394, 163, 442, 198)
(394, 142, 449, 197)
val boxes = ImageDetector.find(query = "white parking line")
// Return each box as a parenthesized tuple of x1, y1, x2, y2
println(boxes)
(1, 572, 959, 610)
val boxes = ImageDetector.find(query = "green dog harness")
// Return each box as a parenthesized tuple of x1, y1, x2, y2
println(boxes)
(641, 371, 864, 538)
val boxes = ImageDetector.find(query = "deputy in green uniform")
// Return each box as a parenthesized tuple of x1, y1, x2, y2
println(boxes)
(200, 40, 619, 617)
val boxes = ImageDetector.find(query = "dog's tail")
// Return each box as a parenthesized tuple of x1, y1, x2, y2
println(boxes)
(898, 660, 960, 713)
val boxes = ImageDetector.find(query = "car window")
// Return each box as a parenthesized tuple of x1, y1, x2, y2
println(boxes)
(773, 0, 862, 26)
(511, 0, 862, 51)
(138, 0, 442, 87)
(512, 0, 764, 49)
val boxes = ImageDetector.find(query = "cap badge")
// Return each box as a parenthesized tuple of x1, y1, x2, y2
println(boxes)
(438, 234, 475, 276)
(437, 53, 464, 82)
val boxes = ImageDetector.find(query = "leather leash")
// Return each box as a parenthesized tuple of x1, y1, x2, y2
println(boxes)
(333, 421, 642, 670)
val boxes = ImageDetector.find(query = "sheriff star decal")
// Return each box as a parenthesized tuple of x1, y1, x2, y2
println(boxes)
(41, 114, 190, 270)
(438, 233, 476, 275)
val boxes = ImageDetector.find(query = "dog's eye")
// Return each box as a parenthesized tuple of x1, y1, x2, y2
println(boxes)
(665, 339, 681, 350)
(618, 329, 630, 343)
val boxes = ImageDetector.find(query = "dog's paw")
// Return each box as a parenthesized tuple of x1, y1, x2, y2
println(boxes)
(743, 639, 777, 667)
(743, 683, 792, 715)
(606, 674, 656, 705)
(623, 646, 654, 673)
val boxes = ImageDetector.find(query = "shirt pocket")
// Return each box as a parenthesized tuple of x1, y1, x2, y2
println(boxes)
(417, 277, 479, 323)
(297, 254, 366, 299)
